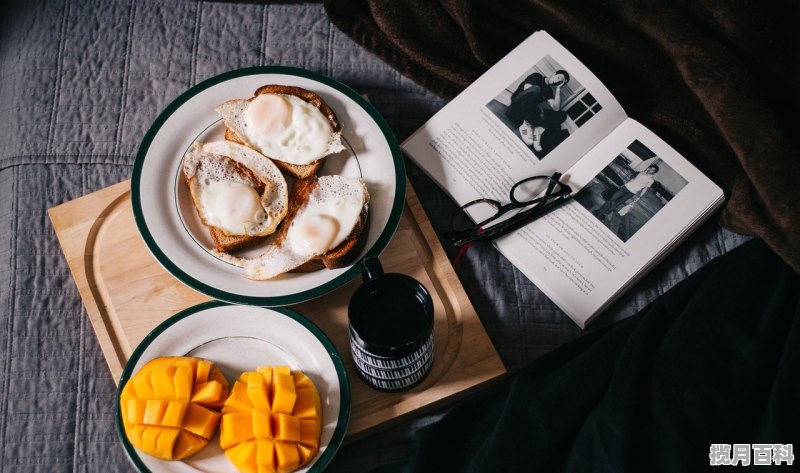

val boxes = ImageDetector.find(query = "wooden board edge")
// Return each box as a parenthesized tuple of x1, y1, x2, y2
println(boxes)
(404, 181, 506, 377)
(48, 180, 132, 380)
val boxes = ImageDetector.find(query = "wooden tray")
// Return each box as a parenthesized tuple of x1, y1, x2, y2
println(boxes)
(48, 180, 505, 438)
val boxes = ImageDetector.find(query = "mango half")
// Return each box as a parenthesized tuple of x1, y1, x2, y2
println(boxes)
(119, 356, 230, 460)
(221, 366, 322, 473)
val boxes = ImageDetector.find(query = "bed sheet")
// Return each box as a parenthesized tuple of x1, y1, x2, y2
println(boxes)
(0, 1, 749, 471)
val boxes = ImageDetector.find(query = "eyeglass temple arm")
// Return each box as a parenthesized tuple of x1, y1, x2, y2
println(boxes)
(451, 192, 572, 247)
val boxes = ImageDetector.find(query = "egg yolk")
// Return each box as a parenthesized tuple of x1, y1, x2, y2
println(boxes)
(291, 215, 339, 256)
(201, 180, 266, 234)
(245, 94, 292, 135)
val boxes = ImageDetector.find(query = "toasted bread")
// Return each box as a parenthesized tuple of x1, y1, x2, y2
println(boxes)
(276, 176, 370, 271)
(182, 141, 289, 253)
(217, 85, 344, 179)
(224, 127, 323, 179)
(209, 227, 269, 253)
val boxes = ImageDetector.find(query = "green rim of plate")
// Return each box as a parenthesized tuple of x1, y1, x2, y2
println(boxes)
(131, 66, 406, 306)
(114, 301, 351, 473)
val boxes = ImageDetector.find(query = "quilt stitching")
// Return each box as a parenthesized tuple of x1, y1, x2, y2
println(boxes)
(0, 167, 17, 471)
(113, 0, 137, 159)
(45, 1, 70, 156)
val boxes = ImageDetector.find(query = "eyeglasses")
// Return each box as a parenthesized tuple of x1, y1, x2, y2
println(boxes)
(445, 172, 572, 247)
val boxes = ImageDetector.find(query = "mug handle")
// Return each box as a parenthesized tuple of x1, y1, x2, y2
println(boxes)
(361, 257, 384, 281)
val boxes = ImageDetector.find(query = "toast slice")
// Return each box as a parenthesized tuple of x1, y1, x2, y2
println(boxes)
(214, 175, 370, 279)
(276, 176, 370, 271)
(182, 141, 289, 253)
(217, 85, 345, 179)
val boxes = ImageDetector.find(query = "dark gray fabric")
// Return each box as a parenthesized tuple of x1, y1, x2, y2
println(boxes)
(0, 1, 749, 471)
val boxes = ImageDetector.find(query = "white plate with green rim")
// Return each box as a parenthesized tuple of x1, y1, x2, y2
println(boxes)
(131, 66, 405, 306)
(115, 301, 350, 473)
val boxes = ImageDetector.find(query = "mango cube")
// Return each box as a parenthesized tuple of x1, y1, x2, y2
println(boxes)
(246, 372, 271, 412)
(292, 389, 318, 420)
(151, 365, 177, 398)
(173, 430, 206, 459)
(297, 443, 319, 468)
(155, 427, 180, 460)
(125, 399, 147, 425)
(275, 441, 300, 473)
(221, 412, 255, 449)
(273, 413, 301, 442)
(257, 440, 276, 473)
(223, 381, 253, 414)
(143, 399, 168, 425)
(182, 403, 221, 439)
(226, 440, 258, 473)
(173, 365, 194, 399)
(142, 426, 161, 454)
(161, 400, 188, 428)
(271, 373, 296, 414)
(191, 381, 223, 405)
(298, 419, 320, 448)
(253, 410, 273, 440)
(195, 360, 213, 384)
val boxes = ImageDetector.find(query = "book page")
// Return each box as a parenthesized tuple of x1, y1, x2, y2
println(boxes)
(494, 119, 724, 327)
(402, 30, 627, 207)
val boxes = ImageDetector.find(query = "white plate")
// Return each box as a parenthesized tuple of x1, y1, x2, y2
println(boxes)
(131, 66, 405, 305)
(115, 302, 350, 473)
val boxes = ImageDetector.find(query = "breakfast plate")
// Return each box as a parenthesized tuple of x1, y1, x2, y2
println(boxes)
(115, 301, 350, 473)
(132, 66, 405, 305)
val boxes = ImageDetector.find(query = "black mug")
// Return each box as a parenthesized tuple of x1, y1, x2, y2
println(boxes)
(348, 257, 435, 392)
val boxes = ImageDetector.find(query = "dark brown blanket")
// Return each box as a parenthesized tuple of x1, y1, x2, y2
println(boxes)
(324, 0, 800, 272)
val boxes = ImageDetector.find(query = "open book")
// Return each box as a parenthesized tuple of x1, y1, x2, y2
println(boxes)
(402, 31, 724, 328)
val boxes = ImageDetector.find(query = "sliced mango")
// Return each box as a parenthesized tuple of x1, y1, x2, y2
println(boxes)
(125, 399, 148, 425)
(120, 356, 229, 461)
(226, 440, 258, 473)
(151, 364, 178, 399)
(173, 365, 194, 399)
(221, 367, 322, 473)
(292, 389, 317, 420)
(257, 440, 276, 473)
(182, 403, 221, 439)
(221, 412, 255, 449)
(298, 419, 320, 449)
(155, 427, 181, 459)
(161, 400, 188, 428)
(246, 373, 271, 412)
(275, 441, 300, 473)
(173, 430, 207, 460)
(273, 413, 300, 443)
(195, 360, 213, 384)
(271, 373, 296, 414)
(297, 443, 318, 469)
(191, 381, 223, 404)
(143, 399, 169, 425)
(253, 410, 273, 440)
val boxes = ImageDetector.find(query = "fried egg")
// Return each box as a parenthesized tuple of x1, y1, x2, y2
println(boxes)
(215, 92, 345, 166)
(216, 175, 369, 279)
(183, 140, 288, 236)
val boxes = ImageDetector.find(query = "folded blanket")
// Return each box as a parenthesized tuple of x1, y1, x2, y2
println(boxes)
(324, 0, 800, 272)
(339, 238, 799, 472)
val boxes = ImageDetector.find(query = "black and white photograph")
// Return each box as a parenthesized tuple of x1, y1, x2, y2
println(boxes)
(486, 55, 603, 160)
(574, 140, 689, 242)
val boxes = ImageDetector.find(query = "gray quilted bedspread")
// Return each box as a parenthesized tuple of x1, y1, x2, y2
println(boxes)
(0, 1, 750, 471)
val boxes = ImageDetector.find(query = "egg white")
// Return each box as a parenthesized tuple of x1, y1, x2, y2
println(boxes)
(215, 93, 345, 166)
(183, 141, 288, 237)
(216, 175, 369, 280)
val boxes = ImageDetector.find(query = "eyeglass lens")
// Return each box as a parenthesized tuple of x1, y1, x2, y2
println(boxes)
(451, 199, 500, 233)
(511, 176, 561, 204)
